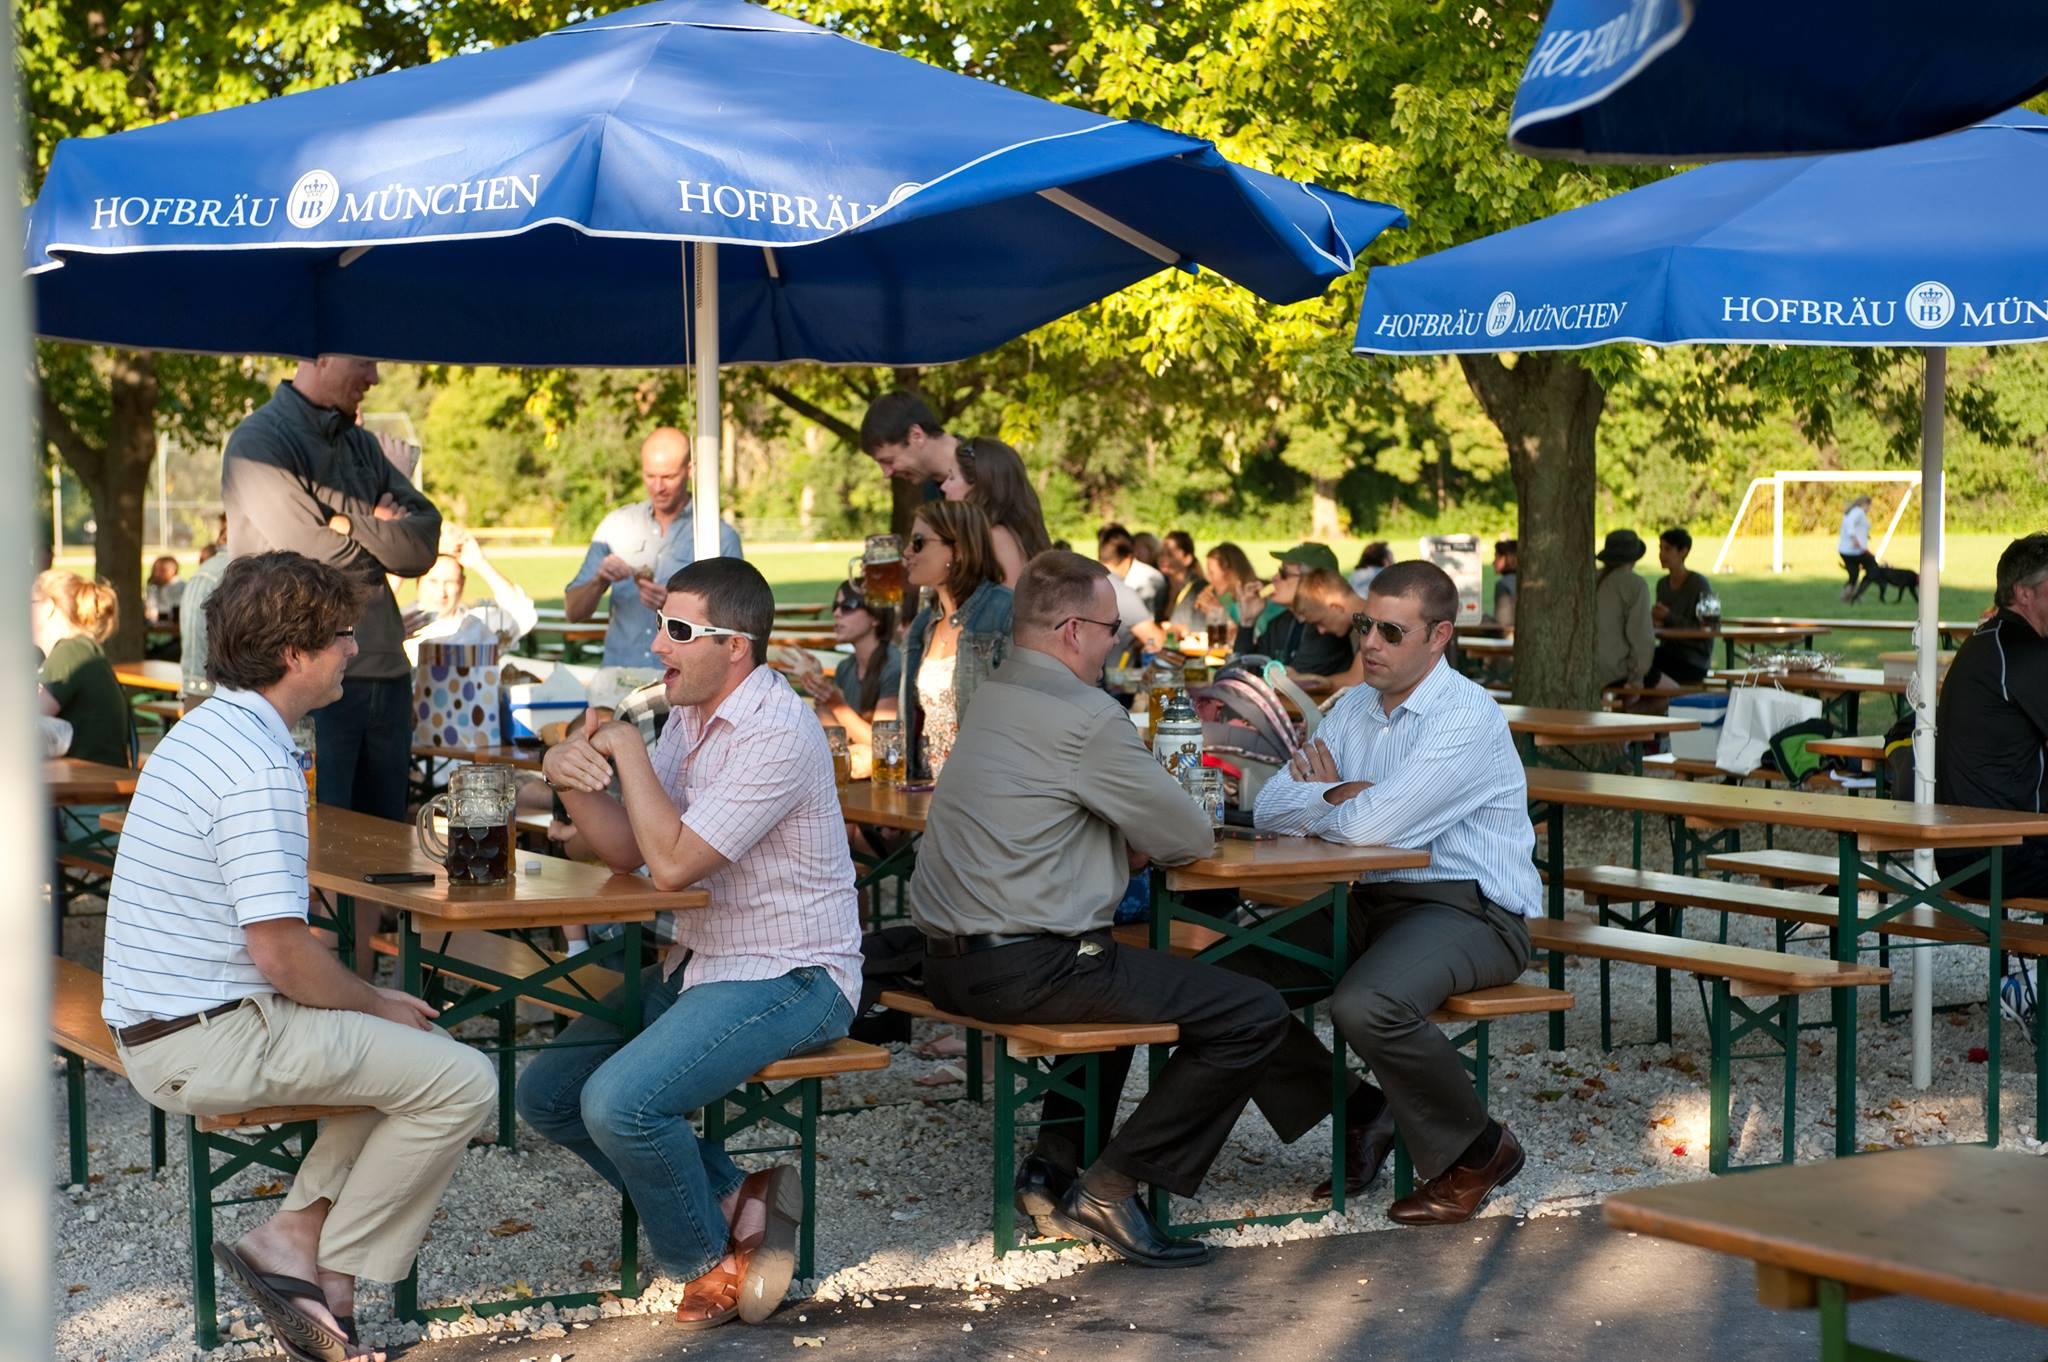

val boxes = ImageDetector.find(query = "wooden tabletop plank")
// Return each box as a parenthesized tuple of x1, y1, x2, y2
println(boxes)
(1603, 1147, 2048, 1328)
(1165, 835, 1431, 890)
(1654, 625, 1826, 644)
(112, 661, 182, 694)
(102, 807, 704, 929)
(1524, 767, 2048, 847)
(1724, 616, 1980, 638)
(46, 758, 138, 805)
(1711, 666, 1907, 696)
(412, 743, 546, 771)
(838, 782, 933, 832)
(1498, 705, 1700, 741)
(1809, 734, 1886, 761)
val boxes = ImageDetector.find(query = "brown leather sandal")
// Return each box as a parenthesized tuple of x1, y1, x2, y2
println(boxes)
(671, 1258, 744, 1332)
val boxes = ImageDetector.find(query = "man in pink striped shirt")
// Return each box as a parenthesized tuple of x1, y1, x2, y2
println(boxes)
(523, 558, 861, 1333)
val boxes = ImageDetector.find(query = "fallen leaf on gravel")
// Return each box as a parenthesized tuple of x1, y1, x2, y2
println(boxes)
(1864, 1143, 1890, 1152)
(1670, 1145, 1687, 1157)
(249, 1181, 283, 1196)
(1570, 1130, 1588, 1145)
(1967, 1047, 1989, 1063)
(1611, 1167, 1639, 1175)
(579, 1260, 596, 1274)
(67, 1284, 88, 1295)
(120, 1165, 146, 1175)
(793, 1336, 824, 1347)
(1534, 1090, 1564, 1102)
(489, 1219, 536, 1237)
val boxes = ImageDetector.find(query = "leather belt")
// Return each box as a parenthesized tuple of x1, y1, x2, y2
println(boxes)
(116, 999, 246, 1048)
(922, 932, 1054, 958)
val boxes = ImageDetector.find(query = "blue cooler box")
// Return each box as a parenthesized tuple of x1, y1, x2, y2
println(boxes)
(1668, 691, 1728, 760)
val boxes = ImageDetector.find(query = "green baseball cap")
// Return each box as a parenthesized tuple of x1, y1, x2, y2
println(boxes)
(1272, 542, 1339, 574)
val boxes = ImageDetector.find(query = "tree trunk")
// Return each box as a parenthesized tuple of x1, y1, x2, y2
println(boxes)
(92, 352, 158, 664)
(1458, 353, 1606, 709)
(1310, 476, 1341, 542)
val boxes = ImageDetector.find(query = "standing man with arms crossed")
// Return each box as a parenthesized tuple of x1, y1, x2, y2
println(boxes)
(1237, 561, 1541, 1225)
(566, 427, 744, 668)
(521, 558, 862, 1331)
(910, 550, 1299, 1268)
(105, 552, 496, 1361)
(225, 355, 442, 981)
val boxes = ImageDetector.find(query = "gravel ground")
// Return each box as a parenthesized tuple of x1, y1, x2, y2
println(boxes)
(52, 808, 2045, 1361)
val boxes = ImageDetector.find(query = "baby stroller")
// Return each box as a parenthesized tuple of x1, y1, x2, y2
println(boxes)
(1189, 660, 1322, 809)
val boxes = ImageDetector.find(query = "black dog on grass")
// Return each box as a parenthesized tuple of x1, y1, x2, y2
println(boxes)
(1851, 561, 1920, 604)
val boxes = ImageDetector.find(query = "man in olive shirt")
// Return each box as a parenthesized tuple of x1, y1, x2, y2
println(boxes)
(910, 551, 1294, 1269)
(224, 355, 441, 821)
(1936, 534, 2048, 899)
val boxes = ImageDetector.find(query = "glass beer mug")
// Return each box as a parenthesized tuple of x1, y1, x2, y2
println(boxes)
(848, 535, 904, 609)
(416, 762, 520, 887)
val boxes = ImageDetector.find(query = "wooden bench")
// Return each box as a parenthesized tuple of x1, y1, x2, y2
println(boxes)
(369, 930, 888, 1280)
(1112, 917, 1573, 1198)
(1527, 915, 1889, 1172)
(1703, 848, 2048, 915)
(878, 988, 1176, 1254)
(1559, 865, 2048, 1045)
(52, 959, 375, 1350)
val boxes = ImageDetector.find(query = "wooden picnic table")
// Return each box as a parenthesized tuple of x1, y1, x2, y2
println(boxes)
(413, 743, 546, 772)
(1499, 705, 1697, 749)
(45, 757, 137, 805)
(1655, 623, 1826, 668)
(1522, 766, 2048, 1153)
(112, 660, 182, 695)
(1712, 666, 1908, 731)
(1604, 1146, 2048, 1359)
(1723, 615, 1980, 647)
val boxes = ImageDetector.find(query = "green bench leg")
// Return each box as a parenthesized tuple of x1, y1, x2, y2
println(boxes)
(993, 1040, 1097, 1256)
(64, 1053, 89, 1188)
(965, 1024, 985, 1103)
(187, 1116, 323, 1349)
(150, 1106, 167, 1175)
(703, 1075, 824, 1281)
(1707, 981, 1799, 1175)
(1592, 897, 1674, 1048)
(494, 999, 518, 1150)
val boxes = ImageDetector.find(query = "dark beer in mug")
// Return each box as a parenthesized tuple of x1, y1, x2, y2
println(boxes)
(448, 821, 513, 887)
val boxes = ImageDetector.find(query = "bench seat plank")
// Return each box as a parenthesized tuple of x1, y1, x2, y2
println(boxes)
(877, 989, 1178, 1057)
(1702, 849, 2048, 914)
(1528, 917, 1890, 992)
(52, 957, 123, 1072)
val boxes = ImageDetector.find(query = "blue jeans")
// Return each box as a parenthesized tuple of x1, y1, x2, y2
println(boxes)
(514, 964, 852, 1279)
(314, 675, 414, 820)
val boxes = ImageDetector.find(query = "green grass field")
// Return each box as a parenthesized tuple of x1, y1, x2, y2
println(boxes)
(62, 531, 2000, 667)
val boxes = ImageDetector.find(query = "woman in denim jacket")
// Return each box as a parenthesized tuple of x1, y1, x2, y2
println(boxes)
(899, 501, 1013, 781)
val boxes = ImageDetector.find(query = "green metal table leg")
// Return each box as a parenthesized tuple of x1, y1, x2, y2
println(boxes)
(149, 1106, 166, 1175)
(1710, 980, 1732, 1175)
(187, 1120, 220, 1351)
(1818, 1278, 1921, 1362)
(1833, 834, 1861, 1160)
(1544, 809, 1568, 1052)
(494, 999, 518, 1148)
(992, 1038, 1017, 1255)
(65, 1054, 88, 1187)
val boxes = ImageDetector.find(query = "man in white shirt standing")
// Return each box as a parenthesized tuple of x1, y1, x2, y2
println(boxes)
(1838, 493, 1876, 603)
(1236, 560, 1541, 1226)
(105, 551, 497, 1359)
(565, 427, 743, 667)
(523, 557, 862, 1332)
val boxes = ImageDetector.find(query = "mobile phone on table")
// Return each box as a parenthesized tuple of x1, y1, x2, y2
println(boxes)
(1215, 826, 1276, 841)
(364, 871, 436, 885)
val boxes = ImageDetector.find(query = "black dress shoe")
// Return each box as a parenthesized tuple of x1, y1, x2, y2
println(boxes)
(1315, 1105, 1398, 1200)
(1388, 1124, 1526, 1226)
(1047, 1184, 1211, 1268)
(1014, 1156, 1075, 1228)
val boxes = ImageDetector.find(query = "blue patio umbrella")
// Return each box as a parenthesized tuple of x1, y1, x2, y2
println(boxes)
(1358, 111, 2048, 1086)
(1509, 0, 2048, 162)
(25, 0, 1403, 555)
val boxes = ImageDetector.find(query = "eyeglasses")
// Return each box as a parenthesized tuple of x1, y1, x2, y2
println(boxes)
(907, 532, 952, 554)
(832, 585, 866, 613)
(1351, 612, 1443, 647)
(659, 615, 760, 645)
(1062, 615, 1121, 635)
(1275, 566, 1303, 581)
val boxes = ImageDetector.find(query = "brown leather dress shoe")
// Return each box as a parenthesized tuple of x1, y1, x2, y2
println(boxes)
(672, 1257, 744, 1331)
(1386, 1124, 1524, 1226)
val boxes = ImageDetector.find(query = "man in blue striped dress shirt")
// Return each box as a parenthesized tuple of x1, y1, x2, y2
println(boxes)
(103, 552, 496, 1359)
(1238, 560, 1542, 1227)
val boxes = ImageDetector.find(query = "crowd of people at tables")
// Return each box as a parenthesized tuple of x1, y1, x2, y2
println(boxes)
(47, 360, 2048, 1358)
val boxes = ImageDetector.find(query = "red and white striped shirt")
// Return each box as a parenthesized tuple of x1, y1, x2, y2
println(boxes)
(652, 664, 863, 1007)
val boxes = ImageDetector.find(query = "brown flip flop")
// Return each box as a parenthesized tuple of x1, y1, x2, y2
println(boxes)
(209, 1243, 348, 1362)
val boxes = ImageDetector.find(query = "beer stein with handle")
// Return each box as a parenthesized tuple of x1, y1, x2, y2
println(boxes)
(416, 762, 520, 886)
(847, 534, 904, 609)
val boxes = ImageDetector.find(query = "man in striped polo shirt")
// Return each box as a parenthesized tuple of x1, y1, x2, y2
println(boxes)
(105, 552, 496, 1360)
(521, 556, 861, 1333)
(1241, 560, 1541, 1227)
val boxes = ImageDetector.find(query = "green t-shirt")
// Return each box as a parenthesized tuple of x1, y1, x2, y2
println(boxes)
(40, 636, 129, 768)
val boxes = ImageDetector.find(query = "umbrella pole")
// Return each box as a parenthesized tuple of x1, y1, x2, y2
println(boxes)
(1910, 347, 1946, 1090)
(691, 241, 723, 563)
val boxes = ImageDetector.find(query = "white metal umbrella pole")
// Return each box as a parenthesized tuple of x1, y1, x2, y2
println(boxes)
(691, 241, 723, 565)
(1910, 347, 1946, 1089)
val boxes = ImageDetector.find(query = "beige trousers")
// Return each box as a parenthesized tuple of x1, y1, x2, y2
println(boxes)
(118, 993, 497, 1281)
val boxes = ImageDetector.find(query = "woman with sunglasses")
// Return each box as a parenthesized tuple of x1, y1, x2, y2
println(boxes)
(799, 581, 901, 747)
(900, 501, 1012, 780)
(939, 437, 1051, 587)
